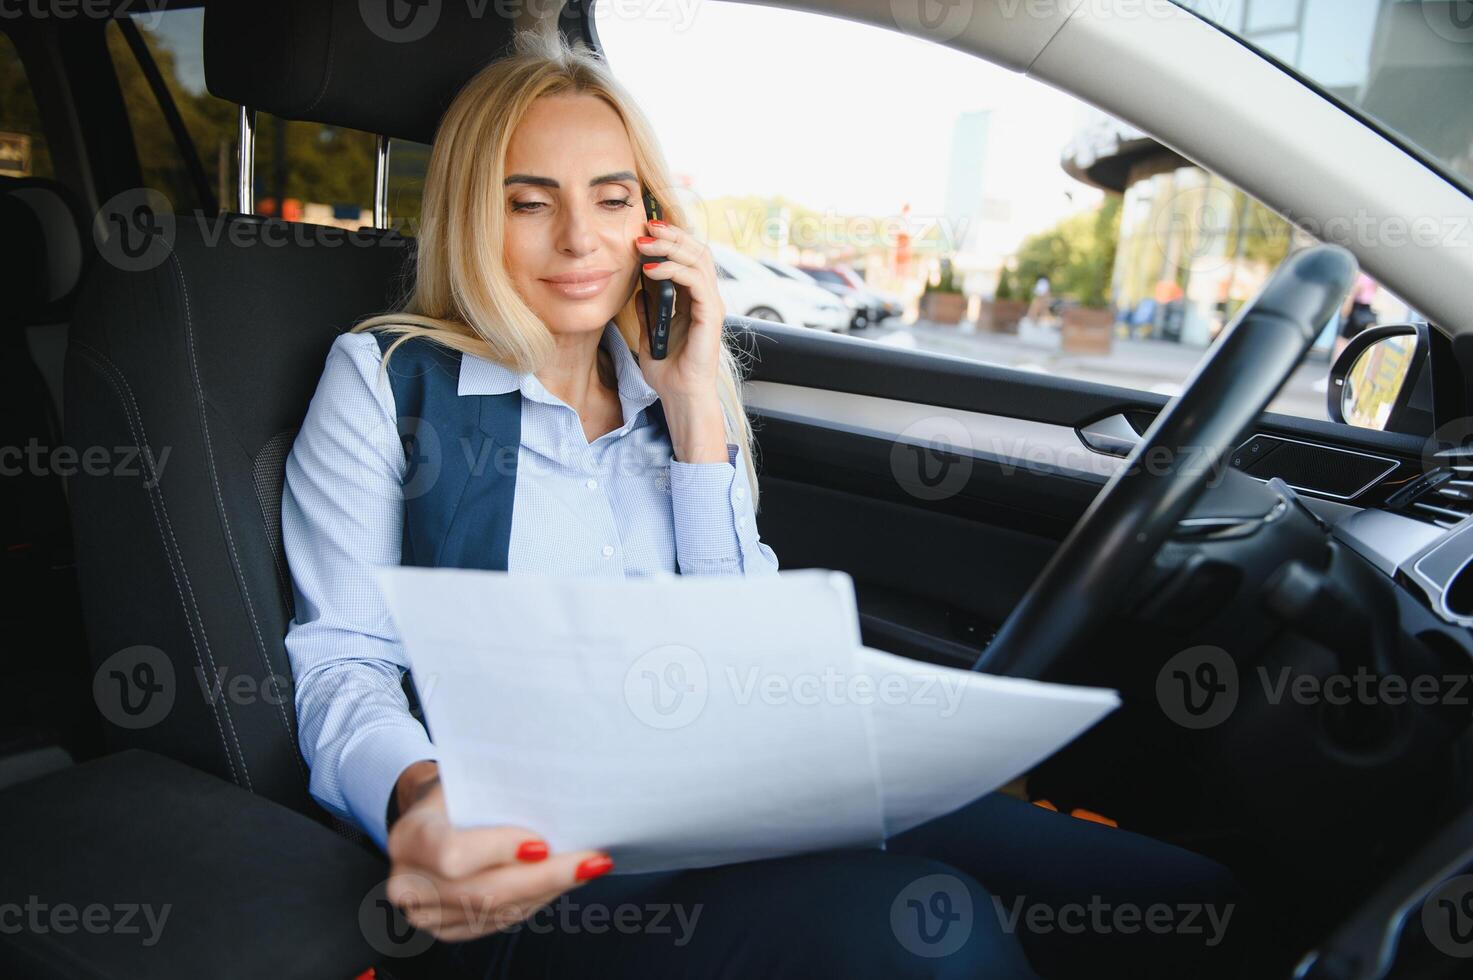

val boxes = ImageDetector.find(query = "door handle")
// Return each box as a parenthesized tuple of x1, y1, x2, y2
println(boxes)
(1078, 413, 1141, 457)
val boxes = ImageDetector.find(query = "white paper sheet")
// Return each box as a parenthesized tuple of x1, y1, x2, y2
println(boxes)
(376, 566, 1119, 874)
(855, 646, 1123, 837)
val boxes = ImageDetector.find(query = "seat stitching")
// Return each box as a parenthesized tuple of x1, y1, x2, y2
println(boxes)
(70, 341, 245, 788)
(100, 336, 256, 789)
(77, 341, 251, 788)
(170, 255, 310, 786)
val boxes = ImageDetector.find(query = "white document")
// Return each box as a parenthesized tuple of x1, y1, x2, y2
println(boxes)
(376, 566, 1119, 874)
(857, 646, 1123, 837)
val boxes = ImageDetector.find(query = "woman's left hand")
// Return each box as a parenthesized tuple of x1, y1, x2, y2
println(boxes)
(632, 218, 725, 401)
(633, 217, 730, 463)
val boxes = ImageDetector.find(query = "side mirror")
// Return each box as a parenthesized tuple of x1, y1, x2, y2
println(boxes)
(1328, 322, 1434, 434)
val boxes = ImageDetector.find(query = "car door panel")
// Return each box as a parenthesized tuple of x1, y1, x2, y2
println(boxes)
(738, 320, 1433, 667)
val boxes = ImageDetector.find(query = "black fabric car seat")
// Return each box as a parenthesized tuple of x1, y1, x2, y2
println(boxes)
(0, 176, 99, 770)
(66, 213, 413, 815)
(63, 0, 552, 824)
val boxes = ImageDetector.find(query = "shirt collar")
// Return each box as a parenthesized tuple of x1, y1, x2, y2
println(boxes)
(457, 319, 660, 427)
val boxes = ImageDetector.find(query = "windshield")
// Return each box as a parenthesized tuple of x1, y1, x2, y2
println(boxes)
(1175, 0, 1473, 194)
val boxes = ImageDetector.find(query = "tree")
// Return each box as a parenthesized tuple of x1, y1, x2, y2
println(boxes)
(1010, 196, 1122, 309)
(924, 258, 962, 295)
(104, 25, 377, 214)
(994, 265, 1017, 301)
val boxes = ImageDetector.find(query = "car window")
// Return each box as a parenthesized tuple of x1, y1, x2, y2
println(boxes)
(714, 245, 778, 281)
(386, 138, 430, 234)
(107, 8, 384, 225)
(0, 31, 54, 178)
(595, 0, 1425, 424)
(1176, 0, 1473, 196)
(106, 13, 227, 210)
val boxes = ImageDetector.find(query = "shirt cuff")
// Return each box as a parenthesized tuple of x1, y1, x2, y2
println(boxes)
(669, 442, 745, 572)
(340, 723, 439, 851)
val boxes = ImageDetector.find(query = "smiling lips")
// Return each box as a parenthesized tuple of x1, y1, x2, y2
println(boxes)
(541, 268, 617, 300)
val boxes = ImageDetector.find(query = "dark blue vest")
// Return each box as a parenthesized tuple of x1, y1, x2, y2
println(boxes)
(373, 331, 669, 573)
(374, 332, 521, 572)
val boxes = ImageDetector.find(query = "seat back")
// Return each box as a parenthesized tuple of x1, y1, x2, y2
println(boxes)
(66, 214, 412, 811)
(0, 176, 96, 757)
(65, 0, 540, 815)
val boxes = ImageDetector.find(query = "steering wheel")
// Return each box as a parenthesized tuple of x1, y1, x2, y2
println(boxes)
(973, 245, 1357, 680)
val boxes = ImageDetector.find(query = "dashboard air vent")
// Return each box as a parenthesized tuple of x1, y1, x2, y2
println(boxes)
(1390, 448, 1473, 529)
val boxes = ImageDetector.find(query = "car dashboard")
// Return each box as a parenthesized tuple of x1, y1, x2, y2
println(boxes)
(1335, 506, 1473, 635)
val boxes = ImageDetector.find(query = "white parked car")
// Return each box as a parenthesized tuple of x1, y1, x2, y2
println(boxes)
(708, 244, 850, 332)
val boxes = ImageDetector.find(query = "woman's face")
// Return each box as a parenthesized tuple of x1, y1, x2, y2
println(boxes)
(501, 93, 645, 338)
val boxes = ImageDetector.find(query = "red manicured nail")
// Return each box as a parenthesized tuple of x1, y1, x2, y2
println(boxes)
(636, 236, 657, 244)
(516, 840, 549, 862)
(648, 219, 667, 228)
(642, 262, 659, 271)
(575, 855, 614, 880)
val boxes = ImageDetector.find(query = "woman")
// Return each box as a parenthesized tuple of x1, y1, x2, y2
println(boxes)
(283, 28, 1243, 979)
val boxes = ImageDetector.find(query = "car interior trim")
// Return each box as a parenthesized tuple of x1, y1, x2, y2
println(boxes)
(1231, 432, 1402, 502)
(1406, 517, 1473, 621)
(1334, 508, 1448, 579)
(745, 379, 1131, 483)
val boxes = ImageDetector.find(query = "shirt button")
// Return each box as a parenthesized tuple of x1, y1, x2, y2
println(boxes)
(602, 545, 615, 558)
(586, 478, 598, 490)
(734, 487, 746, 500)
(738, 517, 749, 530)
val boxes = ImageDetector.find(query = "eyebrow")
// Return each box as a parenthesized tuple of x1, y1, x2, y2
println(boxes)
(503, 171, 638, 189)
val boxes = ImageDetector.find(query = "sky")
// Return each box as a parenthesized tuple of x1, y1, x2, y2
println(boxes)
(594, 0, 1101, 236)
(152, 8, 207, 94)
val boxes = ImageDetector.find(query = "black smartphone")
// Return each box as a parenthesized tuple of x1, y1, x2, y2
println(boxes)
(640, 190, 675, 360)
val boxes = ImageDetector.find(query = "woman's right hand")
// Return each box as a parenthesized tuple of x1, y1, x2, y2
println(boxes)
(385, 762, 614, 942)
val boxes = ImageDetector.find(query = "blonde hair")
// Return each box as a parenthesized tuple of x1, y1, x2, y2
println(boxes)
(355, 27, 760, 505)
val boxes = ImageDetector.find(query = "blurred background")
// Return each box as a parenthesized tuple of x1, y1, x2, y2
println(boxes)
(6, 0, 1463, 422)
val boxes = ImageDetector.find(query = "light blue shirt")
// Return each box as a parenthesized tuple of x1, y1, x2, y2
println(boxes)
(282, 320, 779, 848)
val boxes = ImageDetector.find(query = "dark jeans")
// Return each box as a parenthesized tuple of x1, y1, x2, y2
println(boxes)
(439, 793, 1246, 979)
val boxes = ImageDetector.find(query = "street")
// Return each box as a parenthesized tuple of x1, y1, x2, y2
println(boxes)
(864, 319, 1332, 422)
